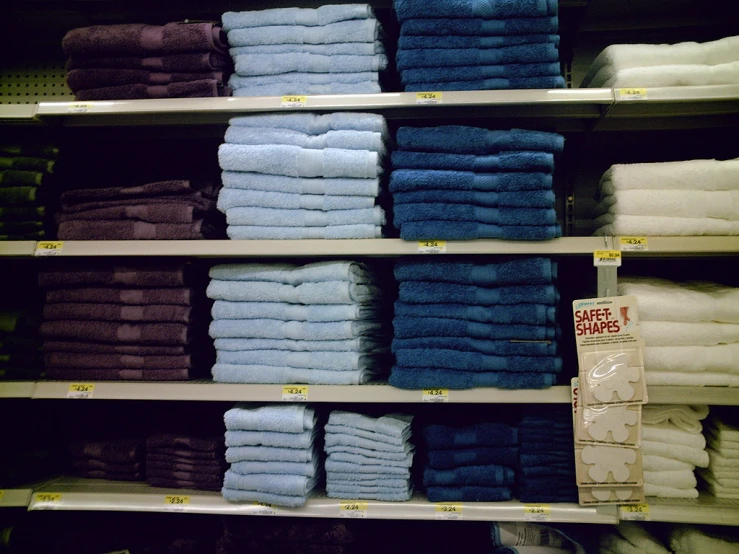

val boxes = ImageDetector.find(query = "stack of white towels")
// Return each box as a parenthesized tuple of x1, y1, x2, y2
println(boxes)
(222, 5, 387, 96)
(619, 277, 739, 387)
(581, 35, 739, 88)
(207, 261, 390, 385)
(594, 158, 739, 236)
(222, 404, 320, 507)
(599, 522, 671, 554)
(701, 414, 739, 499)
(642, 405, 710, 499)
(217, 112, 388, 240)
(324, 410, 414, 501)
(600, 523, 739, 554)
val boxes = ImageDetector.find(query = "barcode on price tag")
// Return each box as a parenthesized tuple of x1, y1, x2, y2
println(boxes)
(281, 95, 307, 107)
(164, 495, 190, 511)
(524, 504, 551, 522)
(416, 92, 442, 104)
(435, 503, 462, 520)
(617, 88, 647, 101)
(422, 388, 449, 403)
(253, 501, 277, 515)
(339, 501, 368, 518)
(34, 241, 63, 256)
(619, 237, 648, 251)
(593, 250, 622, 267)
(619, 504, 650, 521)
(282, 385, 308, 401)
(418, 240, 446, 254)
(67, 383, 94, 398)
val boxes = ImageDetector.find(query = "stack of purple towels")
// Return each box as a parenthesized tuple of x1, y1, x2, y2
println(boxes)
(39, 260, 211, 381)
(56, 179, 225, 240)
(62, 22, 233, 100)
(69, 438, 145, 481)
(146, 433, 226, 491)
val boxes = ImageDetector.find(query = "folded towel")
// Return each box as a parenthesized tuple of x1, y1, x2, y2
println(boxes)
(58, 203, 210, 224)
(670, 526, 739, 553)
(227, 20, 381, 47)
(43, 341, 188, 355)
(224, 470, 316, 496)
(640, 321, 739, 346)
(225, 429, 316, 449)
(392, 336, 556, 356)
(588, 60, 739, 88)
(328, 411, 413, 439)
(396, 127, 563, 155)
(400, 220, 559, 240)
(400, 34, 558, 50)
(642, 405, 709, 433)
(224, 404, 316, 432)
(324, 444, 414, 462)
(644, 482, 699, 499)
(218, 189, 375, 212)
(326, 483, 412, 501)
(646, 372, 739, 386)
(424, 422, 517, 449)
(329, 451, 412, 468)
(207, 280, 381, 304)
(40, 320, 192, 345)
(641, 440, 709, 467)
(221, 173, 379, 198)
(394, 318, 554, 340)
(215, 336, 386, 352)
(229, 112, 387, 134)
(232, 82, 382, 96)
(222, 486, 311, 507)
(44, 352, 192, 369)
(396, 257, 555, 285)
(391, 151, 553, 173)
(222, 6, 374, 29)
(217, 350, 385, 371)
(45, 368, 192, 380)
(225, 126, 385, 153)
(325, 431, 413, 451)
(395, 0, 557, 21)
(643, 455, 694, 472)
(708, 418, 739, 441)
(57, 219, 223, 240)
(234, 53, 388, 76)
(400, 17, 559, 36)
(426, 485, 511, 502)
(707, 449, 739, 467)
(642, 423, 706, 449)
(397, 44, 559, 70)
(400, 63, 563, 84)
(399, 282, 557, 306)
(74, 80, 228, 101)
(213, 363, 379, 384)
(395, 349, 560, 373)
(213, 301, 380, 321)
(392, 188, 555, 208)
(226, 445, 317, 463)
(403, 76, 566, 91)
(325, 458, 410, 476)
(389, 169, 551, 192)
(643, 469, 697, 489)
(427, 446, 518, 469)
(424, 464, 515, 486)
(394, 302, 554, 324)
(394, 204, 557, 227)
(702, 474, 739, 499)
(209, 319, 383, 340)
(67, 52, 232, 72)
(389, 366, 556, 389)
(226, 206, 385, 227)
(67, 68, 226, 91)
(229, 42, 385, 56)
(327, 474, 410, 486)
(597, 189, 739, 220)
(43, 303, 193, 323)
(645, 344, 739, 373)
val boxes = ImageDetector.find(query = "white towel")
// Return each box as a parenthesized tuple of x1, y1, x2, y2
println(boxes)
(707, 434, 739, 454)
(642, 405, 709, 433)
(640, 321, 739, 347)
(708, 418, 739, 442)
(644, 344, 739, 373)
(594, 213, 739, 236)
(643, 454, 694, 472)
(597, 190, 739, 220)
(646, 371, 739, 387)
(588, 60, 739, 88)
(702, 475, 739, 499)
(643, 469, 697, 489)
(644, 482, 699, 498)
(641, 440, 709, 467)
(616, 523, 671, 554)
(708, 449, 739, 467)
(670, 526, 739, 554)
(642, 423, 706, 449)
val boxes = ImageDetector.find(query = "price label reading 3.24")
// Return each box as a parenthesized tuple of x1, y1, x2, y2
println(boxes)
(435, 503, 463, 520)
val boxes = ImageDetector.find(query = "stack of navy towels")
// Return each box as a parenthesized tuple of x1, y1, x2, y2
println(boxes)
(325, 410, 414, 501)
(222, 404, 320, 507)
(217, 113, 388, 239)
(390, 126, 563, 240)
(222, 5, 387, 96)
(389, 257, 562, 390)
(517, 407, 577, 502)
(394, 0, 564, 91)
(423, 422, 518, 502)
(207, 261, 390, 385)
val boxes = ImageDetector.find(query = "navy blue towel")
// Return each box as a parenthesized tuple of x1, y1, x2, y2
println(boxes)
(520, 452, 574, 465)
(394, 349, 562, 373)
(427, 485, 511, 502)
(389, 366, 557, 389)
(397, 44, 560, 70)
(391, 151, 554, 172)
(400, 17, 559, 36)
(405, 76, 566, 91)
(394, 257, 556, 285)
(392, 337, 557, 357)
(399, 220, 561, 240)
(427, 446, 519, 469)
(392, 189, 556, 208)
(424, 422, 518, 448)
(393, 204, 558, 227)
(396, 126, 564, 155)
(394, 318, 556, 340)
(520, 463, 574, 477)
(389, 169, 552, 192)
(394, 0, 558, 22)
(399, 34, 559, 50)
(393, 301, 555, 324)
(423, 464, 515, 487)
(398, 282, 558, 305)
(401, 63, 561, 84)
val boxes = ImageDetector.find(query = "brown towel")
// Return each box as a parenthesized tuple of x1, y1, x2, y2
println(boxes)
(148, 448, 223, 462)
(61, 196, 217, 215)
(44, 352, 192, 369)
(42, 340, 188, 355)
(69, 438, 143, 463)
(40, 320, 193, 345)
(147, 434, 224, 452)
(58, 204, 205, 224)
(75, 79, 229, 101)
(43, 303, 194, 323)
(67, 68, 226, 92)
(39, 261, 188, 288)
(57, 219, 224, 240)
(61, 180, 212, 204)
(67, 52, 232, 72)
(148, 477, 221, 491)
(46, 287, 193, 306)
(46, 367, 193, 380)
(147, 459, 226, 473)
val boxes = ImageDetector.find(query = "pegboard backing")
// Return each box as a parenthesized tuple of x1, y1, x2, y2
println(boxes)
(0, 61, 73, 104)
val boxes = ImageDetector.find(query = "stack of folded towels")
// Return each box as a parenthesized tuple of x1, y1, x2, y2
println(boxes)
(390, 126, 563, 240)
(217, 112, 387, 239)
(390, 257, 561, 390)
(62, 22, 232, 100)
(207, 261, 390, 385)
(422, 421, 517, 502)
(582, 35, 739, 88)
(40, 260, 209, 381)
(670, 525, 739, 553)
(68, 438, 145, 481)
(642, 404, 710, 499)
(599, 522, 671, 554)
(222, 404, 320, 507)
(394, 0, 564, 91)
(0, 310, 41, 380)
(146, 433, 226, 491)
(699, 413, 739, 499)
(324, 410, 414, 501)
(619, 277, 739, 387)
(56, 179, 225, 240)
(517, 407, 577, 502)
(593, 158, 739, 236)
(222, 5, 387, 96)
(0, 144, 57, 240)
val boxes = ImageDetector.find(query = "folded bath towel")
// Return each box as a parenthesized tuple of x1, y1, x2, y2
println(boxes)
(326, 483, 413, 501)
(325, 458, 410, 476)
(330, 451, 412, 468)
(206, 279, 381, 304)
(218, 189, 375, 211)
(227, 20, 381, 47)
(400, 62, 563, 84)
(225, 126, 385, 153)
(394, 0, 558, 21)
(645, 344, 739, 374)
(329, 411, 412, 439)
(391, 151, 553, 173)
(426, 485, 511, 502)
(229, 112, 387, 134)
(221, 487, 311, 507)
(226, 444, 318, 463)
(325, 432, 412, 453)
(45, 352, 192, 369)
(389, 169, 552, 192)
(234, 53, 388, 76)
(424, 422, 517, 449)
(588, 60, 739, 88)
(400, 17, 559, 36)
(596, 189, 739, 220)
(58, 203, 210, 224)
(396, 126, 563, 155)
(57, 220, 223, 240)
(399, 282, 558, 305)
(222, 6, 374, 30)
(393, 301, 554, 324)
(395, 349, 560, 372)
(644, 482, 699, 499)
(403, 76, 566, 91)
(232, 82, 381, 95)
(74, 80, 228, 100)
(392, 188, 555, 208)
(224, 404, 316, 433)
(642, 405, 709, 434)
(399, 34, 559, 50)
(221, 172, 379, 196)
(395, 258, 555, 285)
(641, 440, 709, 467)
(393, 204, 557, 227)
(209, 319, 384, 340)
(397, 44, 560, 70)
(212, 300, 380, 321)
(67, 52, 232, 72)
(225, 429, 316, 448)
(43, 303, 193, 323)
(643, 469, 697, 489)
(640, 321, 739, 346)
(40, 320, 192, 345)
(224, 470, 316, 496)
(325, 444, 414, 462)
(393, 317, 554, 340)
(424, 464, 515, 486)
(392, 336, 556, 357)
(389, 366, 556, 389)
(642, 423, 706, 449)
(428, 446, 519, 469)
(67, 68, 227, 91)
(215, 336, 386, 352)
(229, 42, 385, 57)
(643, 455, 694, 472)
(229, 458, 319, 478)
(217, 350, 385, 372)
(225, 206, 385, 227)
(45, 287, 193, 306)
(213, 363, 379, 384)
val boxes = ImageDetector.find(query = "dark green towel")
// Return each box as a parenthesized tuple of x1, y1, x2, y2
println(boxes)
(0, 206, 45, 220)
(0, 144, 59, 158)
(0, 156, 55, 173)
(0, 186, 38, 204)
(0, 170, 44, 187)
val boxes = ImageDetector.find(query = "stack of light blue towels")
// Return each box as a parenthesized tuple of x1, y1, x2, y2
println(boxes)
(390, 125, 563, 240)
(389, 257, 562, 389)
(217, 112, 388, 240)
(207, 261, 391, 384)
(222, 5, 387, 96)
(222, 404, 321, 507)
(393, 0, 565, 91)
(423, 421, 518, 502)
(324, 410, 414, 501)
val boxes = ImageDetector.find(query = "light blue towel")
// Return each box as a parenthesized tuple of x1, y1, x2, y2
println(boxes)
(396, 44, 559, 70)
(229, 42, 385, 56)
(214, 337, 388, 353)
(394, 0, 558, 21)
(325, 432, 411, 453)
(226, 206, 385, 227)
(326, 423, 413, 445)
(328, 411, 413, 439)
(217, 350, 385, 371)
(218, 144, 381, 178)
(226, 444, 318, 463)
(225, 126, 385, 153)
(329, 451, 413, 468)
(233, 82, 382, 96)
(224, 470, 317, 496)
(234, 53, 388, 76)
(222, 486, 311, 507)
(212, 300, 380, 321)
(206, 279, 382, 304)
(212, 363, 379, 385)
(229, 112, 386, 134)
(327, 472, 409, 484)
(326, 484, 413, 501)
(222, 6, 374, 30)
(230, 458, 319, 477)
(225, 428, 316, 448)
(209, 319, 385, 340)
(224, 404, 316, 432)
(324, 444, 415, 462)
(217, 189, 376, 212)
(227, 20, 381, 47)
(226, 224, 382, 239)
(229, 71, 380, 86)
(325, 458, 411, 476)
(221, 172, 379, 196)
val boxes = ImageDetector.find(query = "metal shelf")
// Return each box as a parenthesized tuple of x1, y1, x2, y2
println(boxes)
(0, 487, 33, 508)
(0, 381, 36, 398)
(646, 495, 739, 525)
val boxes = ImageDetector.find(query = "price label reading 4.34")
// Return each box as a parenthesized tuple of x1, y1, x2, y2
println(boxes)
(339, 501, 368, 518)
(67, 383, 95, 399)
(34, 493, 62, 509)
(422, 388, 449, 403)
(435, 503, 463, 520)
(593, 250, 622, 267)
(282, 385, 308, 402)
(619, 503, 650, 521)
(416, 92, 442, 104)
(164, 495, 190, 511)
(524, 504, 551, 522)
(619, 236, 649, 251)
(418, 240, 447, 254)
(34, 241, 63, 256)
(281, 95, 307, 107)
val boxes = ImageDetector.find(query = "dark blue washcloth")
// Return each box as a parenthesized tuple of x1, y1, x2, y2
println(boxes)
(396, 44, 559, 70)
(392, 337, 557, 357)
(399, 220, 561, 240)
(405, 76, 566, 91)
(423, 464, 515, 487)
(394, 257, 556, 285)
(393, 301, 555, 324)
(427, 485, 511, 502)
(400, 17, 559, 36)
(396, 126, 564, 155)
(391, 151, 553, 173)
(389, 366, 557, 389)
(394, 317, 556, 340)
(394, 349, 562, 373)
(389, 169, 552, 192)
(520, 452, 574, 465)
(394, 204, 558, 227)
(427, 446, 519, 469)
(424, 422, 518, 448)
(399, 34, 559, 50)
(392, 189, 556, 208)
(520, 463, 574, 477)
(394, 0, 558, 22)
(401, 63, 561, 84)
(398, 281, 558, 305)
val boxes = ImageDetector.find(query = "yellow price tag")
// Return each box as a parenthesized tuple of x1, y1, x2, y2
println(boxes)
(164, 495, 190, 510)
(619, 503, 650, 521)
(617, 88, 647, 100)
(34, 493, 62, 504)
(422, 388, 449, 403)
(253, 501, 277, 515)
(418, 240, 447, 254)
(593, 250, 622, 267)
(416, 92, 443, 104)
(68, 103, 91, 113)
(282, 385, 308, 401)
(34, 241, 63, 256)
(281, 95, 307, 107)
(524, 504, 551, 521)
(67, 383, 95, 398)
(619, 236, 648, 251)
(340, 501, 368, 518)
(435, 503, 463, 519)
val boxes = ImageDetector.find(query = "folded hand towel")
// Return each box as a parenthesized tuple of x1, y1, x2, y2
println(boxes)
(221, 172, 379, 196)
(217, 350, 384, 372)
(670, 526, 739, 553)
(641, 440, 709, 467)
(640, 321, 739, 346)
(228, 223, 383, 239)
(326, 483, 412, 501)
(424, 422, 517, 449)
(645, 344, 739, 373)
(226, 445, 317, 463)
(230, 112, 386, 134)
(218, 189, 375, 212)
(328, 411, 413, 438)
(394, 204, 557, 226)
(215, 336, 386, 352)
(324, 444, 414, 462)
(227, 20, 380, 47)
(207, 279, 381, 304)
(74, 80, 228, 101)
(45, 352, 192, 369)
(399, 282, 557, 306)
(394, 301, 554, 324)
(58, 204, 209, 224)
(67, 68, 226, 91)
(229, 42, 384, 56)
(400, 62, 563, 84)
(45, 287, 192, 306)
(40, 320, 192, 345)
(392, 336, 556, 356)
(223, 6, 374, 29)
(225, 126, 384, 152)
(232, 82, 382, 96)
(394, 0, 558, 21)
(43, 341, 188, 355)
(643, 469, 697, 489)
(597, 189, 739, 220)
(646, 371, 739, 386)
(325, 458, 410, 476)
(57, 219, 223, 240)
(221, 486, 311, 507)
(224, 470, 316, 496)
(225, 429, 316, 448)
(701, 474, 739, 499)
(401, 220, 559, 240)
(329, 451, 413, 468)
(397, 44, 559, 70)
(43, 303, 193, 323)
(642, 423, 706, 449)
(390, 366, 556, 389)
(426, 485, 511, 502)
(226, 206, 385, 227)
(224, 404, 316, 432)
(67, 52, 232, 72)
(213, 301, 380, 322)
(391, 151, 553, 172)
(428, 446, 518, 470)
(400, 16, 559, 36)
(218, 145, 380, 178)
(400, 34, 559, 50)
(395, 257, 555, 285)
(707, 449, 739, 467)
(589, 60, 739, 88)
(643, 455, 694, 472)
(390, 169, 551, 192)
(392, 188, 555, 208)
(394, 317, 554, 340)
(395, 348, 560, 373)
(327, 473, 409, 485)
(708, 418, 739, 441)
(45, 368, 193, 380)
(424, 464, 515, 486)
(234, 53, 388, 76)
(213, 363, 379, 384)
(396, 126, 563, 155)
(325, 425, 412, 447)
(642, 405, 709, 433)
(644, 482, 698, 499)
(209, 319, 383, 340)
(403, 76, 566, 91)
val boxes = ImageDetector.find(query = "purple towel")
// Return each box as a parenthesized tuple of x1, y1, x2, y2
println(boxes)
(148, 477, 221, 491)
(43, 303, 194, 323)
(62, 196, 218, 215)
(61, 180, 214, 204)
(40, 320, 194, 345)
(147, 434, 224, 452)
(67, 68, 226, 92)
(39, 262, 188, 288)
(71, 459, 142, 472)
(58, 204, 208, 224)
(46, 287, 193, 306)
(62, 23, 228, 57)
(46, 368, 193, 380)
(67, 52, 232, 72)
(57, 219, 224, 240)
(42, 340, 188, 355)
(74, 79, 229, 101)
(148, 448, 223, 461)
(147, 459, 226, 473)
(45, 352, 193, 369)
(147, 469, 222, 483)
(69, 438, 144, 463)
(74, 469, 145, 481)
